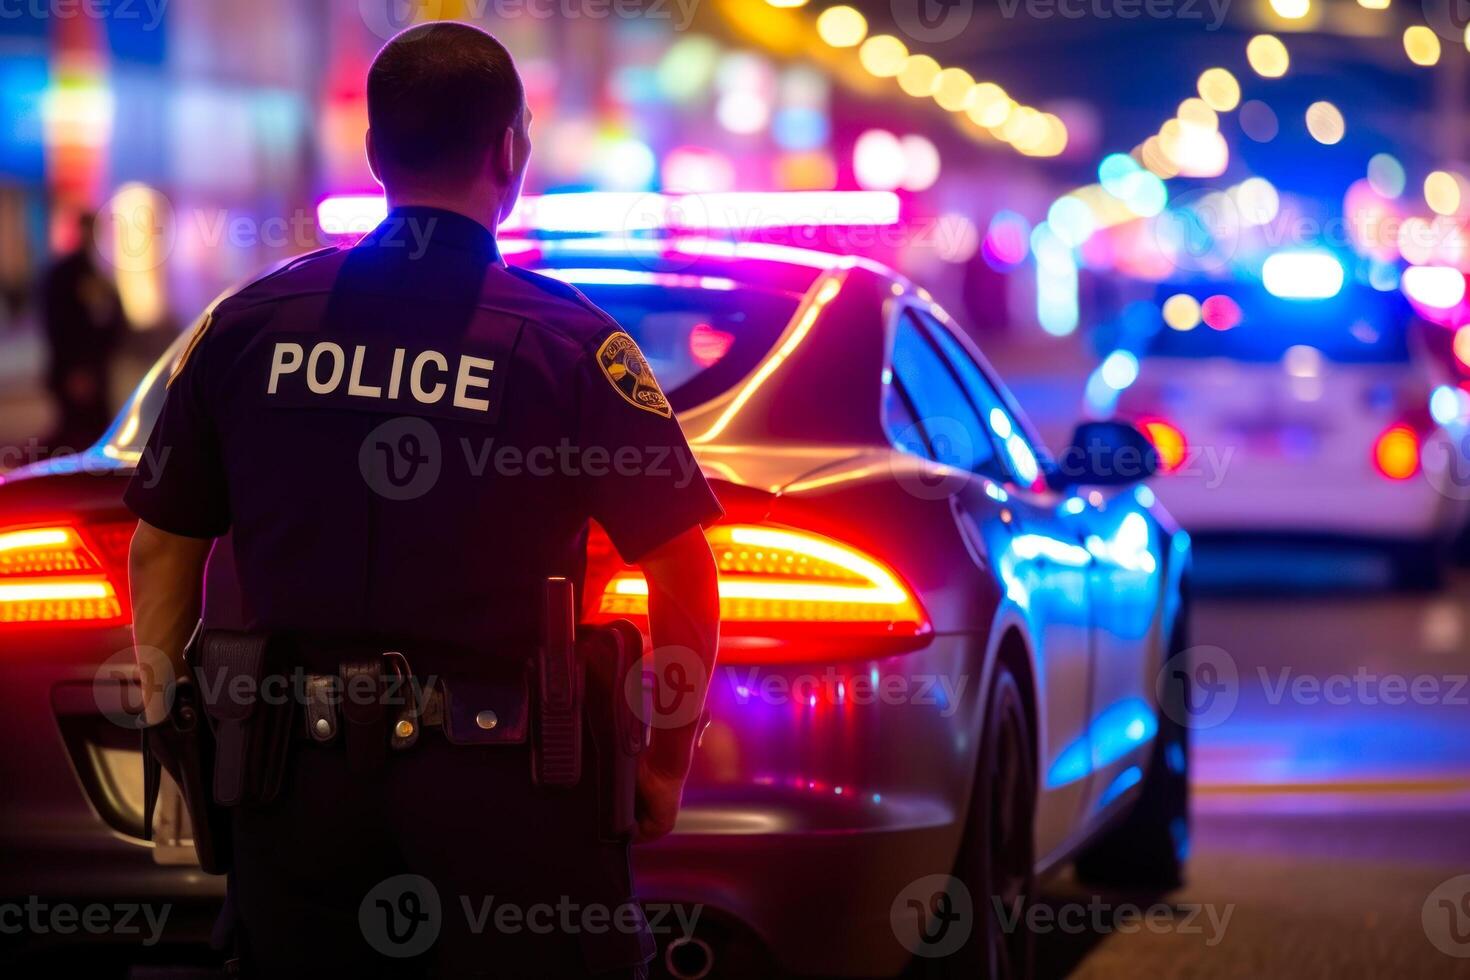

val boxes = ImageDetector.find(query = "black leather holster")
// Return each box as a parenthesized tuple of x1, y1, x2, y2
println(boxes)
(579, 619, 649, 842)
(140, 631, 233, 875)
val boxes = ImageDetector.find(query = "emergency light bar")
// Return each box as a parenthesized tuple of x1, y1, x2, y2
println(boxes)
(316, 190, 901, 238)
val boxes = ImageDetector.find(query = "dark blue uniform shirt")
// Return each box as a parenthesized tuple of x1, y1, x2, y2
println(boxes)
(125, 206, 723, 654)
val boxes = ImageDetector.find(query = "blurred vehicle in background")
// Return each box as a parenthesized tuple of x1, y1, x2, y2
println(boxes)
(1110, 260, 1470, 588)
(0, 199, 1191, 978)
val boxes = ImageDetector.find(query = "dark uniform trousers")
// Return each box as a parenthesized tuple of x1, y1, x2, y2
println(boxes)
(230, 720, 652, 979)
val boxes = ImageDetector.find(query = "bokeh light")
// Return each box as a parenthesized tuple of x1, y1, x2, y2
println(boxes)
(1367, 153, 1405, 197)
(816, 6, 867, 48)
(1305, 101, 1345, 144)
(1404, 26, 1441, 66)
(852, 128, 905, 190)
(1197, 68, 1240, 112)
(1269, 0, 1310, 19)
(858, 35, 907, 77)
(932, 67, 974, 112)
(896, 55, 941, 98)
(1239, 100, 1279, 141)
(1247, 35, 1290, 78)
(1162, 293, 1202, 331)
(965, 82, 1012, 128)
(1425, 171, 1462, 215)
(1201, 294, 1243, 330)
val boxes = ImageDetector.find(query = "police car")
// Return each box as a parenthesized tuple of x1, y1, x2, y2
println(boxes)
(0, 193, 1190, 978)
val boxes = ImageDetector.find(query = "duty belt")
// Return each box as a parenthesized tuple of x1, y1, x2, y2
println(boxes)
(299, 651, 532, 772)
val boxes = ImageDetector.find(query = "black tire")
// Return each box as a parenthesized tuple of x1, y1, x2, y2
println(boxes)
(1073, 615, 1191, 894)
(942, 662, 1037, 980)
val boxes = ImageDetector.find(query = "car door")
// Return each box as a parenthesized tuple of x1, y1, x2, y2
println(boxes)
(887, 307, 1094, 860)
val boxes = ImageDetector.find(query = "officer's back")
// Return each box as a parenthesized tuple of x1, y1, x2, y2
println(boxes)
(125, 22, 722, 979)
(156, 209, 661, 653)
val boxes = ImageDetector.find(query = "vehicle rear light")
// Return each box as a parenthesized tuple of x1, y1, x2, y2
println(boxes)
(0, 522, 133, 627)
(1373, 424, 1420, 480)
(594, 523, 930, 662)
(1137, 417, 1187, 473)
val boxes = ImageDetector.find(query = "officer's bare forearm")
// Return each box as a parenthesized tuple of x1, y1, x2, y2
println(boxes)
(129, 520, 212, 726)
(638, 526, 720, 780)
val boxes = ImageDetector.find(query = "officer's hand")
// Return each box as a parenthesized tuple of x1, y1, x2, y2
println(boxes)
(633, 760, 685, 843)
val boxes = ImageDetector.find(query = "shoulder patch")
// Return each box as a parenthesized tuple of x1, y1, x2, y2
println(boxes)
(596, 331, 672, 418)
(167, 312, 214, 387)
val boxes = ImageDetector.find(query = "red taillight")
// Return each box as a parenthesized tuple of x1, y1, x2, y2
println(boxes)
(0, 522, 133, 627)
(1137, 417, 1187, 473)
(592, 523, 930, 662)
(1373, 424, 1420, 480)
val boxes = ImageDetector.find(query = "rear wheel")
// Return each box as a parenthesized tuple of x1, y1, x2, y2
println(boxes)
(943, 662, 1036, 980)
(1073, 614, 1190, 893)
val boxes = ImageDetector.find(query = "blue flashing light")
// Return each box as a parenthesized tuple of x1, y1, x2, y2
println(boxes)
(1099, 350, 1140, 390)
(1262, 250, 1344, 300)
(1430, 385, 1463, 426)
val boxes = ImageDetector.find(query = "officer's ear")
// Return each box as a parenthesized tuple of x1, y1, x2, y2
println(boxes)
(365, 129, 383, 185)
(494, 125, 518, 183)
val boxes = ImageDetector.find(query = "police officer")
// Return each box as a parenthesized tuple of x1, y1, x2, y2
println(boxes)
(126, 22, 721, 978)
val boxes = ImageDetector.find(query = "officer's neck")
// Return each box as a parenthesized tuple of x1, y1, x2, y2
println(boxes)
(382, 191, 503, 238)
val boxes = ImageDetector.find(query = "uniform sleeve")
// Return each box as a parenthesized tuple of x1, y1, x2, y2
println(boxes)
(575, 329, 724, 562)
(123, 316, 231, 538)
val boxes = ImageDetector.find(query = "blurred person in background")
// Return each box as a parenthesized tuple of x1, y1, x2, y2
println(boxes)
(41, 211, 128, 452)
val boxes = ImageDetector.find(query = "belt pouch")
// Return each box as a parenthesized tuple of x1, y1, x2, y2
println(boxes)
(197, 630, 294, 807)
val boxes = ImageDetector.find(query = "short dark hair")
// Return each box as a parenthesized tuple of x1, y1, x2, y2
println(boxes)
(367, 22, 525, 189)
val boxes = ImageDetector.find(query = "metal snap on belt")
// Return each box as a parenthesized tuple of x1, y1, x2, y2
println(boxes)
(394, 720, 415, 739)
(475, 710, 498, 731)
(314, 718, 332, 737)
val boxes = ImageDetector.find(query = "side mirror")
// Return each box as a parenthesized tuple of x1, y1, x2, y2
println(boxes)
(1051, 420, 1158, 489)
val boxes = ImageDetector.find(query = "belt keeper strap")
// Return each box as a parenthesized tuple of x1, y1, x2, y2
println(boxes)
(305, 675, 339, 743)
